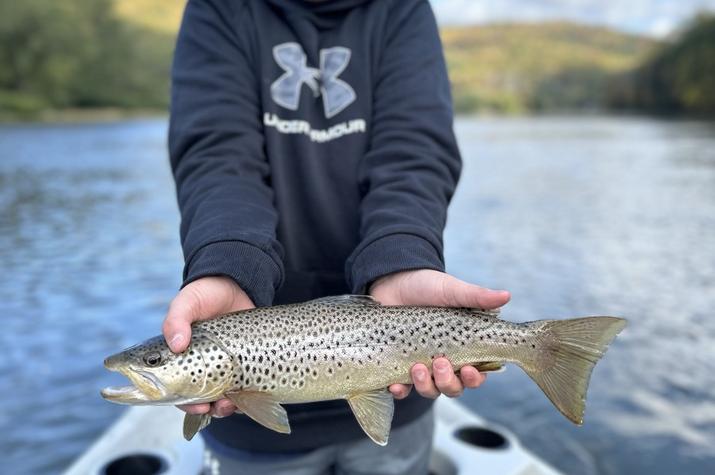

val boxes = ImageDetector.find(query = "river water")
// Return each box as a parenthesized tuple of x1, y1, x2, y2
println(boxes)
(0, 116, 713, 474)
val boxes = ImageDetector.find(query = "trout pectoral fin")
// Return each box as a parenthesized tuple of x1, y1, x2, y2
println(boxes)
(225, 391, 291, 434)
(470, 361, 506, 373)
(347, 389, 394, 446)
(183, 412, 212, 441)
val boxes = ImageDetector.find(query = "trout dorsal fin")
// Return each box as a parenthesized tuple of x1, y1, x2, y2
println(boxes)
(469, 308, 501, 319)
(309, 295, 381, 306)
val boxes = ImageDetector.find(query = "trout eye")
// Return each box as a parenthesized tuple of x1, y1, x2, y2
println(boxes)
(143, 352, 162, 367)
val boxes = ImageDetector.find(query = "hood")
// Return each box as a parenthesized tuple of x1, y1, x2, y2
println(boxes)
(265, 0, 374, 29)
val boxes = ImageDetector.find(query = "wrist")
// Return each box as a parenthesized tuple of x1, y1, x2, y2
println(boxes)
(369, 270, 410, 295)
(183, 240, 283, 307)
(347, 233, 445, 294)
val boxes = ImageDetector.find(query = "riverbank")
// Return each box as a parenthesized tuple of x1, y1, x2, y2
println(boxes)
(2, 108, 712, 127)
(0, 108, 167, 125)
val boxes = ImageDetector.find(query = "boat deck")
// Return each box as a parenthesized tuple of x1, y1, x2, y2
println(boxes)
(65, 398, 562, 475)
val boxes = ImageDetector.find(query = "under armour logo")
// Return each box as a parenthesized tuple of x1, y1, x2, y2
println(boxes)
(270, 42, 356, 119)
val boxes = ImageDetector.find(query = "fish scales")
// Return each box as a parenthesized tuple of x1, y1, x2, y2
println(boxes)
(101, 295, 626, 445)
(197, 302, 538, 403)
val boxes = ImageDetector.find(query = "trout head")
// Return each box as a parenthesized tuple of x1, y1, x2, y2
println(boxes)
(101, 331, 234, 406)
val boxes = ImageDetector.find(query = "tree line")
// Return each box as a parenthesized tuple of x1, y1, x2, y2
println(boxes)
(0, 0, 713, 119)
(0, 0, 173, 118)
(608, 14, 715, 115)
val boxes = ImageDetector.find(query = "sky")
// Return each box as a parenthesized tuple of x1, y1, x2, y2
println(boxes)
(431, 0, 715, 37)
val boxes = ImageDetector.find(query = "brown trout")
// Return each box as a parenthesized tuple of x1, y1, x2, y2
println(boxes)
(101, 295, 626, 445)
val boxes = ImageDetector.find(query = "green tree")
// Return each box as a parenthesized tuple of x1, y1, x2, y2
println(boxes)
(611, 14, 715, 115)
(0, 0, 174, 117)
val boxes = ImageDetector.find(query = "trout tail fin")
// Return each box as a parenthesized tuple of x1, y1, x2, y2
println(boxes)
(521, 316, 626, 425)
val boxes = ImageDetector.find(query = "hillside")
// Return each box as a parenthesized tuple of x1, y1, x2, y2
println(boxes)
(0, 0, 663, 118)
(113, 0, 184, 34)
(441, 22, 656, 113)
(609, 14, 715, 115)
(112, 4, 657, 114)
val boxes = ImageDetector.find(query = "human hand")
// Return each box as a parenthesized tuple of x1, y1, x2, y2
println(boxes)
(162, 276, 254, 417)
(369, 269, 510, 400)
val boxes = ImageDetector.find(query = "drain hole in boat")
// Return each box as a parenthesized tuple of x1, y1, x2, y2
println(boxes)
(102, 453, 167, 475)
(454, 426, 509, 450)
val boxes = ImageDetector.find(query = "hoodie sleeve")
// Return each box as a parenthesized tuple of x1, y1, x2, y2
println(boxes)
(346, 0, 461, 293)
(169, 0, 283, 307)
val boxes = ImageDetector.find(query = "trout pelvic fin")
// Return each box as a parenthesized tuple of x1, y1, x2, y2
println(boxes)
(225, 391, 291, 434)
(347, 389, 395, 446)
(183, 412, 212, 441)
(522, 316, 627, 425)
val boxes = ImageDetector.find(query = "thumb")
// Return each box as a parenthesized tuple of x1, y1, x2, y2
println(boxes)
(162, 289, 202, 353)
(441, 274, 511, 310)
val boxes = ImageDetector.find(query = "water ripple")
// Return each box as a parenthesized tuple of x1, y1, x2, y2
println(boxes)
(1, 116, 714, 474)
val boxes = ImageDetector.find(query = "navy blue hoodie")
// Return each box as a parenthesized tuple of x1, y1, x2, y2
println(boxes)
(169, 0, 461, 452)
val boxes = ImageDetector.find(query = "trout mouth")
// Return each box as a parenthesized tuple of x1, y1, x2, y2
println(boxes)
(101, 364, 167, 404)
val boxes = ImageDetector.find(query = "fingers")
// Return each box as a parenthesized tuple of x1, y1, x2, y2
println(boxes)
(162, 277, 256, 353)
(162, 290, 199, 353)
(411, 359, 486, 399)
(369, 269, 511, 310)
(432, 358, 463, 397)
(389, 384, 413, 400)
(177, 399, 238, 418)
(411, 363, 440, 399)
(177, 403, 211, 415)
(211, 399, 238, 418)
(458, 365, 487, 388)
(440, 274, 510, 310)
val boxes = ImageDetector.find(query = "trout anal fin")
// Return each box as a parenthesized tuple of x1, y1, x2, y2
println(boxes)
(225, 391, 291, 434)
(347, 389, 395, 446)
(469, 361, 506, 373)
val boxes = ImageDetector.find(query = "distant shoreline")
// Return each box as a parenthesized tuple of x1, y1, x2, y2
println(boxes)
(0, 108, 168, 125)
(1, 107, 711, 126)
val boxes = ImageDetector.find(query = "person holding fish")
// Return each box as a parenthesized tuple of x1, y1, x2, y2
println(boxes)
(101, 0, 626, 471)
(130, 0, 583, 473)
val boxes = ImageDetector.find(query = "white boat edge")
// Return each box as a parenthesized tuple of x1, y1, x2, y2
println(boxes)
(65, 398, 563, 475)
